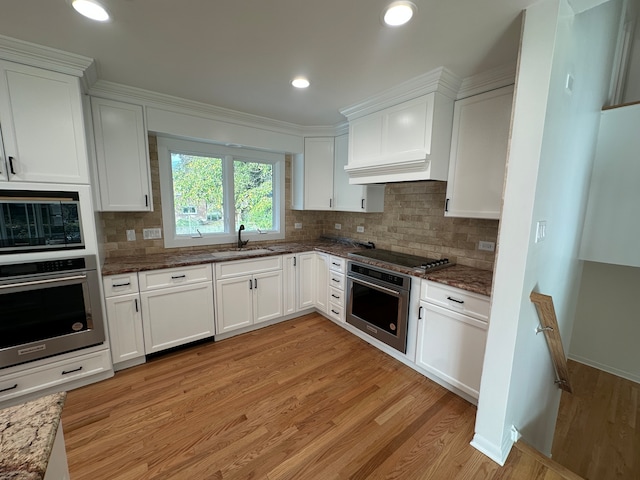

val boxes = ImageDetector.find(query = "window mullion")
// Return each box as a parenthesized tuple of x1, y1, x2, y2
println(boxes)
(223, 155, 236, 234)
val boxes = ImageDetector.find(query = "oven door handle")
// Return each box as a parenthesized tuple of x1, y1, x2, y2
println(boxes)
(349, 276, 401, 297)
(0, 274, 87, 290)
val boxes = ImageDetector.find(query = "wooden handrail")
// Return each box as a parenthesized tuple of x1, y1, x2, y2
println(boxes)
(530, 291, 572, 393)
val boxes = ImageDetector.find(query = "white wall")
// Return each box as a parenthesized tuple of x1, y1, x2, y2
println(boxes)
(473, 0, 623, 464)
(570, 262, 640, 382)
(623, 13, 640, 101)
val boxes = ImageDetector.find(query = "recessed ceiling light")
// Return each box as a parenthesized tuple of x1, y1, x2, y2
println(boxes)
(383, 1, 416, 26)
(70, 0, 110, 22)
(291, 77, 310, 89)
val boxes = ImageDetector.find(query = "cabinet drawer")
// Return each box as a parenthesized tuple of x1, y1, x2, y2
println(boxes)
(215, 256, 282, 279)
(329, 271, 345, 290)
(328, 302, 344, 323)
(329, 286, 344, 306)
(103, 273, 139, 297)
(0, 349, 111, 403)
(138, 264, 212, 291)
(329, 256, 345, 273)
(420, 280, 490, 322)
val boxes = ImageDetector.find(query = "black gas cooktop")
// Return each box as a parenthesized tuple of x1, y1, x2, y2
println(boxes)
(348, 249, 452, 271)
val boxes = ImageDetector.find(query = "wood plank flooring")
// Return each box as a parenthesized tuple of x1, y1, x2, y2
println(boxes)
(552, 359, 640, 480)
(63, 313, 574, 479)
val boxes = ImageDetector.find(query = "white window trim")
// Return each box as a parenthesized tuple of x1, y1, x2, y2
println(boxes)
(157, 136, 285, 249)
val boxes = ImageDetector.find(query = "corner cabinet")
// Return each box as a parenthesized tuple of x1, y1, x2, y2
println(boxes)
(445, 85, 514, 219)
(0, 60, 89, 184)
(292, 135, 384, 212)
(91, 97, 153, 211)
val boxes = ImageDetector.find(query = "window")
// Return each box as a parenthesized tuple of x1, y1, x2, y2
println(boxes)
(157, 136, 285, 248)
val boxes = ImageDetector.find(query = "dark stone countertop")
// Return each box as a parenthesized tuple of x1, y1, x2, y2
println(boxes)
(102, 240, 493, 297)
(0, 392, 66, 480)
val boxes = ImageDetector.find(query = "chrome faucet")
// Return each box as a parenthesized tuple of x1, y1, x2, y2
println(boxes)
(237, 224, 249, 248)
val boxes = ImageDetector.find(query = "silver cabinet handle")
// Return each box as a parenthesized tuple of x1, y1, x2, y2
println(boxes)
(0, 274, 86, 290)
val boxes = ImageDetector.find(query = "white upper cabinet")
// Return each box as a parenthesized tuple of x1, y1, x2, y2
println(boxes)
(580, 103, 640, 267)
(91, 97, 152, 211)
(293, 135, 384, 212)
(302, 137, 335, 210)
(0, 60, 89, 184)
(333, 134, 384, 212)
(445, 85, 514, 219)
(343, 92, 454, 184)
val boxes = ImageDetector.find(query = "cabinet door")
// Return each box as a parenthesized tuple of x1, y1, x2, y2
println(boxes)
(416, 301, 488, 399)
(384, 95, 432, 158)
(445, 85, 513, 219)
(315, 253, 329, 313)
(0, 128, 7, 182)
(215, 274, 254, 334)
(304, 137, 334, 210)
(0, 61, 88, 184)
(283, 254, 298, 315)
(91, 97, 152, 211)
(141, 282, 215, 353)
(297, 253, 316, 310)
(333, 133, 386, 213)
(253, 270, 283, 324)
(105, 294, 145, 365)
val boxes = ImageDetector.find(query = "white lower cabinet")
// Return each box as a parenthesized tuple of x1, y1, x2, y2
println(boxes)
(141, 282, 215, 354)
(315, 253, 329, 313)
(297, 253, 317, 310)
(327, 255, 346, 323)
(103, 273, 145, 368)
(416, 280, 490, 399)
(215, 256, 283, 335)
(138, 264, 215, 354)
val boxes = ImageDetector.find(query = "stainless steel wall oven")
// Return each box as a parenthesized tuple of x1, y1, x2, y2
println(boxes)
(0, 255, 105, 369)
(346, 261, 410, 353)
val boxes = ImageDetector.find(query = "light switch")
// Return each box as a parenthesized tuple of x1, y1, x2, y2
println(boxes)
(535, 221, 547, 243)
(126, 229, 136, 241)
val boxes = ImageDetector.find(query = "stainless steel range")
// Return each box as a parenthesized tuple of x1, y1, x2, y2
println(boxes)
(346, 249, 452, 353)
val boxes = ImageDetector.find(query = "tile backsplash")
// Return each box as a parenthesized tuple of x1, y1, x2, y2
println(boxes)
(100, 136, 498, 270)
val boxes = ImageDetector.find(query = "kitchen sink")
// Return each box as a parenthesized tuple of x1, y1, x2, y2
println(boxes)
(211, 248, 273, 258)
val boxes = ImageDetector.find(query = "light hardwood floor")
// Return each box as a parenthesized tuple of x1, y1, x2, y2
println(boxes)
(552, 359, 640, 480)
(63, 313, 575, 479)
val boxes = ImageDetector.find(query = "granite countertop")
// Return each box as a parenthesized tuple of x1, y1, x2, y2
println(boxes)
(102, 239, 493, 297)
(0, 392, 66, 480)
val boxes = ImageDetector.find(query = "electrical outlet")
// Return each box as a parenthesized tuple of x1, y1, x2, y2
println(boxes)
(335, 223, 341, 230)
(143, 228, 162, 240)
(294, 223, 302, 229)
(356, 226, 365, 233)
(478, 241, 495, 252)
(126, 229, 136, 241)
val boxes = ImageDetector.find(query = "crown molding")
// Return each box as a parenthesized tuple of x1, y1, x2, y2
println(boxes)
(0, 34, 95, 86)
(90, 79, 351, 138)
(456, 63, 517, 99)
(339, 67, 462, 121)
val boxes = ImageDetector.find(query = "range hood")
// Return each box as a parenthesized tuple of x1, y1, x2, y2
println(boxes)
(339, 67, 460, 185)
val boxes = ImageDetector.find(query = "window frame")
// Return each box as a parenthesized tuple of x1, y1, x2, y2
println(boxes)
(157, 136, 285, 249)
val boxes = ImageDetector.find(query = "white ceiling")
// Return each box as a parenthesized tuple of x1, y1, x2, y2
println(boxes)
(0, 0, 537, 126)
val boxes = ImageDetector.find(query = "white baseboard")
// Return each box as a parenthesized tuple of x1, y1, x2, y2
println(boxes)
(568, 354, 640, 384)
(470, 432, 513, 466)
